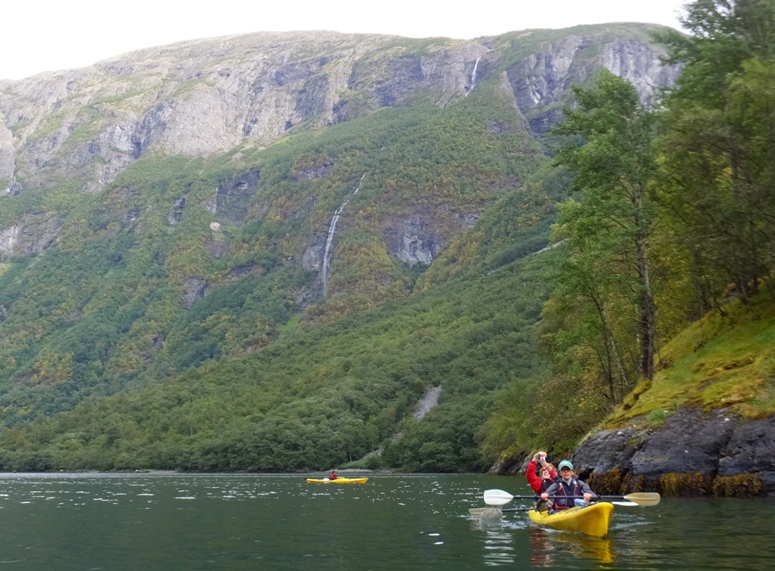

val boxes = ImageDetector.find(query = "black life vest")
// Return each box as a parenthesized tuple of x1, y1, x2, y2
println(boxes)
(553, 478, 582, 509)
(538, 478, 555, 494)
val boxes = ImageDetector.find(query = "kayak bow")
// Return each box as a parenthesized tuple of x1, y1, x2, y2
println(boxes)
(306, 477, 369, 484)
(528, 502, 614, 537)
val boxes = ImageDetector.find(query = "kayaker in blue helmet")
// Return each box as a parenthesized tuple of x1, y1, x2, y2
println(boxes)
(540, 460, 597, 512)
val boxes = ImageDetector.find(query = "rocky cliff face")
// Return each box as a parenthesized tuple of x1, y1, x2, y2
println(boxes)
(571, 408, 775, 495)
(0, 26, 676, 198)
(0, 31, 486, 194)
(500, 32, 679, 133)
(0, 213, 61, 258)
(0, 23, 679, 311)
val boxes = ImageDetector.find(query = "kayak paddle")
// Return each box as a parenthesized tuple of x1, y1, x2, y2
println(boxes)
(469, 506, 532, 517)
(482, 489, 516, 506)
(483, 489, 661, 507)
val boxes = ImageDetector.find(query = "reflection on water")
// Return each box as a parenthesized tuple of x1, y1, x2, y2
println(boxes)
(482, 530, 515, 566)
(0, 473, 773, 570)
(472, 508, 527, 567)
(527, 528, 615, 566)
(468, 496, 775, 570)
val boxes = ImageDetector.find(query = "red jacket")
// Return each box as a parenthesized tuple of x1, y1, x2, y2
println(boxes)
(526, 460, 557, 493)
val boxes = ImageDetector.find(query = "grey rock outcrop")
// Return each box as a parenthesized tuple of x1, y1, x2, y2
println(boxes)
(394, 217, 442, 266)
(571, 407, 775, 494)
(502, 28, 680, 133)
(719, 415, 775, 490)
(216, 168, 261, 223)
(602, 38, 677, 104)
(0, 24, 678, 272)
(0, 25, 676, 198)
(182, 277, 207, 309)
(0, 116, 15, 187)
(302, 238, 325, 273)
(571, 426, 649, 475)
(630, 408, 738, 478)
(413, 385, 442, 420)
(0, 214, 61, 259)
(0, 31, 487, 194)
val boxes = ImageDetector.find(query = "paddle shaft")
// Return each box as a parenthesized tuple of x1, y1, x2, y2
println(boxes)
(492, 494, 648, 501)
(468, 506, 531, 516)
(483, 489, 660, 507)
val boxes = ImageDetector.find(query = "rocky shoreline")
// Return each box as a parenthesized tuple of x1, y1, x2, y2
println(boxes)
(495, 407, 775, 496)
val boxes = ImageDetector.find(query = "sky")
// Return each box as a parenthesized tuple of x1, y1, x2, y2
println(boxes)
(2, 0, 687, 81)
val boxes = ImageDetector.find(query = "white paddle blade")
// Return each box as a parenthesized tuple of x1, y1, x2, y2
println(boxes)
(622, 492, 661, 507)
(483, 489, 514, 506)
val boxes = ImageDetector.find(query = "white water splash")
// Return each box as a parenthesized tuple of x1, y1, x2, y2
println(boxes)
(322, 174, 366, 295)
(466, 57, 481, 96)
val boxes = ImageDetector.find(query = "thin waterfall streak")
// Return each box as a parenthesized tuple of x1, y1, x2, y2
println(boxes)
(466, 57, 481, 97)
(322, 174, 366, 295)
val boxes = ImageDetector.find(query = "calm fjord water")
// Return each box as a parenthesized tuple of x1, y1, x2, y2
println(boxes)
(0, 472, 772, 570)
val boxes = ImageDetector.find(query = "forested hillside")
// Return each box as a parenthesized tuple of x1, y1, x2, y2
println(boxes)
(478, 0, 775, 486)
(0, 22, 675, 471)
(2, 3, 773, 479)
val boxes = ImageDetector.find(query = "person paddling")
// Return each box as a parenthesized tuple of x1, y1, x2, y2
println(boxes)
(540, 460, 597, 513)
(329, 470, 338, 480)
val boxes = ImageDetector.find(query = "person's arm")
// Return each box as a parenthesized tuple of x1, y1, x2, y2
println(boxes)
(541, 482, 558, 501)
(579, 480, 597, 501)
(526, 460, 541, 492)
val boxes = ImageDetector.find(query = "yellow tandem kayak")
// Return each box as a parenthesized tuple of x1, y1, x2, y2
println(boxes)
(528, 502, 614, 537)
(306, 477, 369, 484)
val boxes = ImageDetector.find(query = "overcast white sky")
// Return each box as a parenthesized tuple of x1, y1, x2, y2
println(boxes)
(2, 0, 687, 81)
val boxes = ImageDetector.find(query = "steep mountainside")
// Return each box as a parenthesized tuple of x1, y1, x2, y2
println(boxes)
(0, 25, 675, 195)
(0, 24, 677, 470)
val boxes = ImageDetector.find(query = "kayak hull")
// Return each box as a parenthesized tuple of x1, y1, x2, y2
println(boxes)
(306, 477, 369, 484)
(528, 502, 614, 537)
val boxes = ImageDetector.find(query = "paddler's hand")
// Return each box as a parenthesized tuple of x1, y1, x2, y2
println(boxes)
(541, 493, 549, 501)
(583, 493, 592, 502)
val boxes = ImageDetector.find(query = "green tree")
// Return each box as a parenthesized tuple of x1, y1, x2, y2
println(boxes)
(657, 0, 775, 305)
(551, 70, 659, 383)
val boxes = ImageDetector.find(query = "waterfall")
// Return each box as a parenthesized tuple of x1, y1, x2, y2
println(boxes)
(322, 174, 366, 295)
(466, 57, 481, 96)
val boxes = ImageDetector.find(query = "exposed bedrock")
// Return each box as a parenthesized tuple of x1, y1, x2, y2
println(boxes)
(570, 408, 775, 495)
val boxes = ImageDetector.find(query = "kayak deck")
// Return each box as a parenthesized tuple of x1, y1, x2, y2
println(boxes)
(306, 477, 369, 484)
(528, 502, 614, 537)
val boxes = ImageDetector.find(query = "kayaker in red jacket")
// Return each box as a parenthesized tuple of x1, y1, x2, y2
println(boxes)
(526, 451, 557, 494)
(541, 460, 597, 512)
(329, 470, 338, 480)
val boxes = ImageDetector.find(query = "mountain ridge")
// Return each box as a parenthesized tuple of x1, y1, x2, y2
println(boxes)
(0, 24, 676, 195)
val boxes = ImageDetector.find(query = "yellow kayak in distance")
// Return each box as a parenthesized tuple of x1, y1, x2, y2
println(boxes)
(528, 502, 614, 537)
(306, 477, 369, 484)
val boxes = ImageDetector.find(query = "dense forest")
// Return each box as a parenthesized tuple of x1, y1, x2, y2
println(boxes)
(478, 0, 775, 461)
(0, 0, 773, 473)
